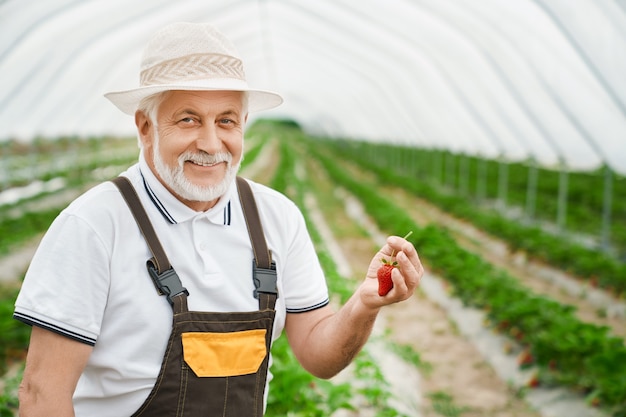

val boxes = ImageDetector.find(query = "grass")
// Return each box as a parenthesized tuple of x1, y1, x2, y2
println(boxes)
(0, 364, 21, 417)
(428, 391, 470, 417)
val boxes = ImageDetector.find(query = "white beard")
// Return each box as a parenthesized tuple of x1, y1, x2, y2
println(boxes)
(152, 130, 240, 203)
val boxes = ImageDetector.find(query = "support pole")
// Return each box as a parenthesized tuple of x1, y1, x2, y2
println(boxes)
(446, 152, 455, 190)
(525, 160, 538, 222)
(497, 158, 509, 210)
(557, 164, 569, 233)
(476, 157, 487, 202)
(600, 165, 613, 253)
(433, 150, 442, 185)
(459, 154, 469, 196)
(0, 141, 9, 190)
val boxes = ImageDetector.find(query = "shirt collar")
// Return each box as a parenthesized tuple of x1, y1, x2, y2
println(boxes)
(138, 152, 235, 225)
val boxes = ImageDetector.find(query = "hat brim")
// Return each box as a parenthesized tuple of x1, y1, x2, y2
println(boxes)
(104, 78, 283, 115)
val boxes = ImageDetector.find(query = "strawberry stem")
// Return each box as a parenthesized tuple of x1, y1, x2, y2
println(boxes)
(390, 231, 413, 258)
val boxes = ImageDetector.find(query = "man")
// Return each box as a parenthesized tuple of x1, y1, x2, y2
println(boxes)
(14, 22, 423, 416)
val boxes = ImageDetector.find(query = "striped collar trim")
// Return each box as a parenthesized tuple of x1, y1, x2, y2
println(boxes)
(141, 172, 177, 224)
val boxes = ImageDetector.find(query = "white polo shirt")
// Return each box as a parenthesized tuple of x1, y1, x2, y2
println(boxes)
(14, 155, 329, 416)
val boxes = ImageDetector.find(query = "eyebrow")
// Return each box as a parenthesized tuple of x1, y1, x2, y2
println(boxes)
(174, 108, 201, 118)
(174, 108, 241, 118)
(218, 109, 241, 118)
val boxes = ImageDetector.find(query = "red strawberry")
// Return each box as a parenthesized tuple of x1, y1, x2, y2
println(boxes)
(376, 231, 413, 296)
(527, 373, 540, 388)
(377, 259, 397, 296)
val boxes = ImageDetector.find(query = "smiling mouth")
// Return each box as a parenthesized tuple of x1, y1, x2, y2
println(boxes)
(180, 151, 232, 169)
(187, 160, 223, 167)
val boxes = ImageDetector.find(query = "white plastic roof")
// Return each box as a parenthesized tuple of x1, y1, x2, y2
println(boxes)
(1, 0, 626, 174)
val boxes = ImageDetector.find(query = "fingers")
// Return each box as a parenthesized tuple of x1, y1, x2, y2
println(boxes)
(386, 235, 414, 256)
(381, 235, 424, 299)
(394, 252, 421, 292)
(386, 235, 420, 270)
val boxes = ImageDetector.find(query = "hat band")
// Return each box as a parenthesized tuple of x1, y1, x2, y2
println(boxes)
(140, 53, 246, 86)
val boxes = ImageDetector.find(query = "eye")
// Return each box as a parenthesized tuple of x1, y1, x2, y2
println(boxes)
(177, 116, 200, 128)
(218, 118, 240, 129)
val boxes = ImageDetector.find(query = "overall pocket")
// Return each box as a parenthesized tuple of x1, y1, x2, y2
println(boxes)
(182, 329, 267, 377)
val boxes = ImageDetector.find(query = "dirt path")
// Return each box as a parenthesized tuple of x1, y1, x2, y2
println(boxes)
(240, 138, 279, 184)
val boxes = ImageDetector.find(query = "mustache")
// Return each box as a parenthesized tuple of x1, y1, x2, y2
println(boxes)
(179, 151, 232, 166)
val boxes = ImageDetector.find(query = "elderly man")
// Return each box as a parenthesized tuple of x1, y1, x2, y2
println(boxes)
(14, 22, 423, 416)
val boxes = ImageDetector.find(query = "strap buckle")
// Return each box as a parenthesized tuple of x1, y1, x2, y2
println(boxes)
(252, 260, 278, 299)
(147, 259, 189, 305)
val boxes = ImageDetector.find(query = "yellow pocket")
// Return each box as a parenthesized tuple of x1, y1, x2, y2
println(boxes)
(182, 329, 267, 377)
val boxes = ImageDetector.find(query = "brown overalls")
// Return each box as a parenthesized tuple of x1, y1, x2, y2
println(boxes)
(112, 176, 278, 417)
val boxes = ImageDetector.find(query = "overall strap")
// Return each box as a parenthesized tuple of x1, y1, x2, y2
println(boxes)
(236, 177, 278, 311)
(112, 176, 277, 311)
(111, 176, 189, 308)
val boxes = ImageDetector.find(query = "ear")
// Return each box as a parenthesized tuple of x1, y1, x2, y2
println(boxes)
(135, 111, 153, 147)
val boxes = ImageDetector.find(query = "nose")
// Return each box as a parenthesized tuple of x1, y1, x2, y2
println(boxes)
(195, 123, 222, 154)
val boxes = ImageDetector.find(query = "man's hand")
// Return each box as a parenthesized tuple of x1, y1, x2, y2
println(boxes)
(359, 234, 423, 309)
(285, 234, 423, 379)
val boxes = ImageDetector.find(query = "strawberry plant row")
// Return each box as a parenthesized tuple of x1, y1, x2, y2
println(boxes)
(1, 151, 137, 196)
(319, 139, 626, 298)
(264, 128, 411, 416)
(0, 135, 267, 260)
(0, 364, 20, 417)
(267, 129, 354, 303)
(0, 153, 139, 257)
(265, 130, 356, 416)
(0, 207, 62, 257)
(0, 287, 30, 374)
(357, 142, 626, 254)
(303, 137, 626, 415)
(1, 137, 137, 190)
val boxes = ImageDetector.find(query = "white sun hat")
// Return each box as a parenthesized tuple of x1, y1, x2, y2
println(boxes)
(105, 22, 283, 114)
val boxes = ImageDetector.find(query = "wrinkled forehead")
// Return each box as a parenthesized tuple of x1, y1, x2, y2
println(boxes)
(159, 90, 247, 113)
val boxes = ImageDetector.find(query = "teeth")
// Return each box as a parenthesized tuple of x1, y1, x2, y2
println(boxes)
(181, 152, 231, 167)
(190, 160, 219, 166)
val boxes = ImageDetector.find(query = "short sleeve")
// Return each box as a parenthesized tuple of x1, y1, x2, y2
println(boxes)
(14, 211, 111, 345)
(280, 203, 330, 313)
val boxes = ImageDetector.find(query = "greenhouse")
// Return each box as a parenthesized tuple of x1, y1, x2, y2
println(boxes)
(1, 1, 625, 416)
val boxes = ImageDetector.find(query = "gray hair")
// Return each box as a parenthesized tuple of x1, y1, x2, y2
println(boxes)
(135, 91, 168, 148)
